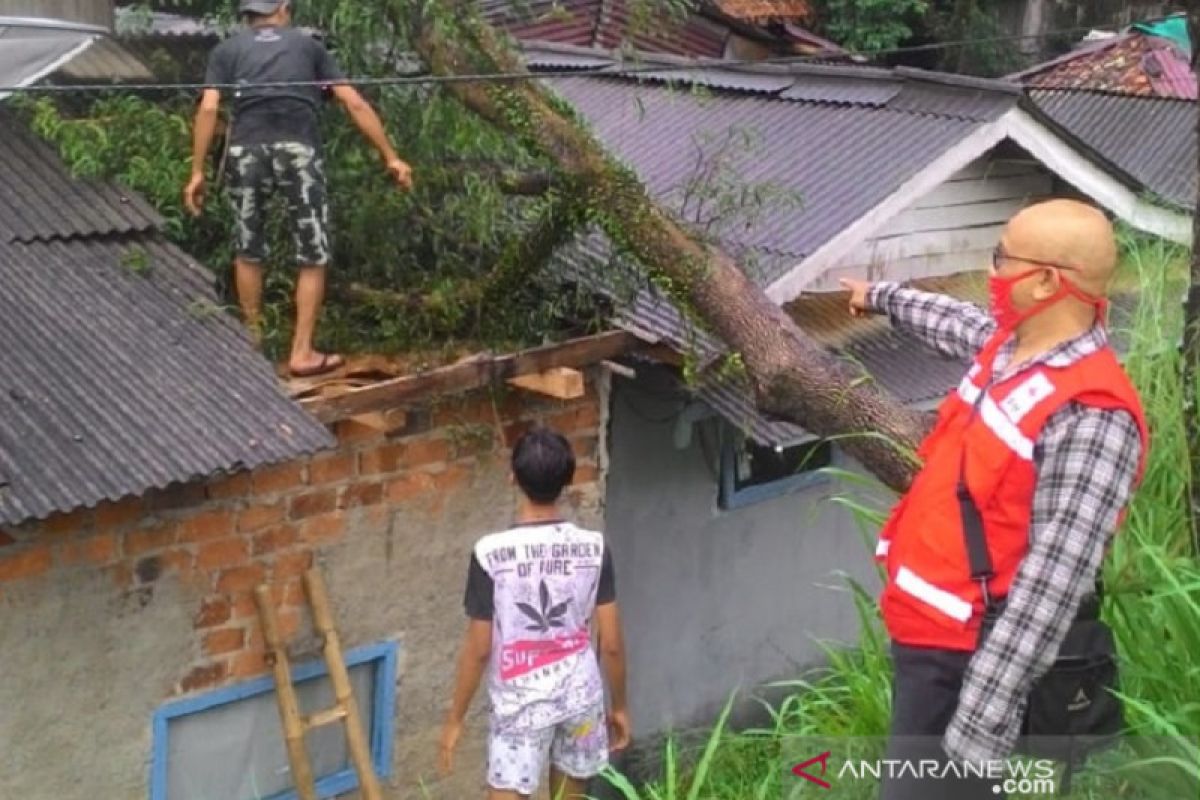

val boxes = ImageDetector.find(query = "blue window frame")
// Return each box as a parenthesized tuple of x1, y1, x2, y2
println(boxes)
(150, 641, 399, 800)
(719, 432, 835, 510)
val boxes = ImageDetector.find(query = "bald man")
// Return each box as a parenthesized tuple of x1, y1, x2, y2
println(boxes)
(842, 199, 1147, 799)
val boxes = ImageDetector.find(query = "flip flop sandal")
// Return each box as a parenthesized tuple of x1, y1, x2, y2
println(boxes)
(289, 353, 345, 379)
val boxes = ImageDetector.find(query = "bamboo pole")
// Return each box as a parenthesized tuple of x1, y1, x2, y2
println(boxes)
(254, 585, 318, 800)
(303, 568, 384, 800)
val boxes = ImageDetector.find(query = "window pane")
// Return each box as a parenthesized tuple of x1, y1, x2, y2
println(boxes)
(166, 662, 376, 800)
(732, 439, 832, 492)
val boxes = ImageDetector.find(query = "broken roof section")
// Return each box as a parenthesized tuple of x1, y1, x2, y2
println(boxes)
(1017, 13, 1196, 211)
(0, 112, 333, 526)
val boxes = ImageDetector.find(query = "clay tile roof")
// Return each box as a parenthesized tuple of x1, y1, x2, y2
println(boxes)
(713, 0, 811, 22)
(1022, 32, 1196, 100)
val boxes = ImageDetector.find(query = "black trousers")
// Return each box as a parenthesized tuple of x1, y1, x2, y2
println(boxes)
(880, 642, 1006, 800)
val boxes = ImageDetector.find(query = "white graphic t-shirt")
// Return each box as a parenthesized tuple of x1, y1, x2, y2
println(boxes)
(464, 521, 616, 733)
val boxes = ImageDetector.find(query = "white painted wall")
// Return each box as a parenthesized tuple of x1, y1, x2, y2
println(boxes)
(808, 155, 1053, 290)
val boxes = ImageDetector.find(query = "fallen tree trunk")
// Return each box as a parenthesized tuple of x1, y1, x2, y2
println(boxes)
(416, 17, 927, 493)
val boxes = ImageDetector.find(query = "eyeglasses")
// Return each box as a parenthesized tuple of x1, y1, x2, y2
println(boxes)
(991, 245, 1080, 273)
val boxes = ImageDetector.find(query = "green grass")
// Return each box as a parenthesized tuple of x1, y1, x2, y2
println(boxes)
(599, 233, 1200, 799)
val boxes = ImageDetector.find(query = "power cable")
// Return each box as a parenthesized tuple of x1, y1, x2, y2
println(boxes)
(0, 21, 1123, 95)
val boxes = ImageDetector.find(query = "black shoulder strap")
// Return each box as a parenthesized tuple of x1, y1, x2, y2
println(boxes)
(956, 454, 996, 609)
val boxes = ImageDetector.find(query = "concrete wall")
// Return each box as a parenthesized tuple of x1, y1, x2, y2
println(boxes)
(602, 366, 884, 737)
(0, 377, 606, 800)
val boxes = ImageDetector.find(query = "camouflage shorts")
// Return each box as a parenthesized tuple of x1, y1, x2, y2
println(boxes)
(226, 142, 331, 266)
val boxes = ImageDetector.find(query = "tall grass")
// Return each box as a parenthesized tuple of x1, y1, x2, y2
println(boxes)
(601, 235, 1200, 799)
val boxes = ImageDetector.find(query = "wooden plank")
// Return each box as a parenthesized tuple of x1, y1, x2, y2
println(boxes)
(880, 196, 1036, 236)
(302, 330, 639, 424)
(305, 706, 348, 731)
(507, 367, 585, 400)
(911, 172, 1053, 210)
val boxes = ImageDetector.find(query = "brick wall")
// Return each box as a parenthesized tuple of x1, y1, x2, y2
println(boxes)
(0, 379, 604, 698)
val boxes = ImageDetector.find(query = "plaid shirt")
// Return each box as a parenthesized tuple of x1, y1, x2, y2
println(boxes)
(867, 282, 1143, 763)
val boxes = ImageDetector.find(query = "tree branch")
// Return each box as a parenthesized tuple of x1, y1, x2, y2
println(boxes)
(416, 15, 927, 493)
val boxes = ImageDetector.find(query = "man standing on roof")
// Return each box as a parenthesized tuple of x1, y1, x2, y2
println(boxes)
(842, 199, 1147, 799)
(184, 0, 412, 378)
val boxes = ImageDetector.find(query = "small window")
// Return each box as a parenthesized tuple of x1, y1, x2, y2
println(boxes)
(150, 641, 398, 800)
(719, 432, 833, 510)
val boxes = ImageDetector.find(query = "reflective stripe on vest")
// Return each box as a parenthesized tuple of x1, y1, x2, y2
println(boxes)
(894, 565, 973, 623)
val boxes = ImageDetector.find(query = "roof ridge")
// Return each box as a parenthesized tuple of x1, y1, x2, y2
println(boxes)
(891, 66, 1022, 95)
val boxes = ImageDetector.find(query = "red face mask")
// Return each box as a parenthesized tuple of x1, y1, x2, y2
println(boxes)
(988, 265, 1107, 331)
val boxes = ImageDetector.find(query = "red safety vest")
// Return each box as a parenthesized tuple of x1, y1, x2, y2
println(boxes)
(876, 331, 1148, 651)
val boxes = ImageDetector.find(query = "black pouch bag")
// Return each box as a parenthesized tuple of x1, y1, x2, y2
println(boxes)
(960, 480, 1123, 771)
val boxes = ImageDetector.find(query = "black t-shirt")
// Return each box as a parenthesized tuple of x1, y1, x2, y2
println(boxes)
(204, 25, 345, 147)
(464, 542, 616, 621)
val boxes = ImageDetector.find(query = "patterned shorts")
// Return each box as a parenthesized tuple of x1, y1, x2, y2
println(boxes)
(488, 704, 609, 796)
(226, 141, 331, 266)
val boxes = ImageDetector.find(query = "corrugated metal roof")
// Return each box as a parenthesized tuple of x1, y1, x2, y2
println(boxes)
(0, 21, 97, 98)
(0, 113, 161, 242)
(778, 73, 900, 105)
(54, 33, 155, 82)
(1028, 89, 1195, 209)
(0, 234, 334, 525)
(544, 72, 1003, 284)
(0, 112, 332, 524)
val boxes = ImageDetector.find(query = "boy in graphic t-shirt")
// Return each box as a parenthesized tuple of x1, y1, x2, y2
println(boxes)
(438, 427, 630, 799)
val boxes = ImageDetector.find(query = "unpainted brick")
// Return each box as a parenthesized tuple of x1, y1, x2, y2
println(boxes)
(339, 482, 383, 509)
(289, 489, 338, 520)
(252, 463, 307, 496)
(58, 532, 119, 566)
(237, 502, 286, 534)
(251, 524, 299, 556)
(229, 648, 269, 678)
(216, 564, 266, 593)
(206, 471, 253, 501)
(159, 548, 196, 578)
(197, 539, 251, 571)
(273, 550, 314, 579)
(357, 441, 406, 476)
(297, 512, 345, 545)
(545, 402, 602, 434)
(179, 662, 228, 693)
(333, 418, 387, 446)
(204, 627, 246, 656)
(0, 545, 52, 582)
(308, 453, 356, 486)
(570, 436, 598, 460)
(229, 591, 257, 620)
(402, 437, 453, 469)
(124, 525, 175, 556)
(572, 464, 600, 485)
(177, 509, 235, 544)
(194, 596, 232, 628)
(384, 472, 436, 503)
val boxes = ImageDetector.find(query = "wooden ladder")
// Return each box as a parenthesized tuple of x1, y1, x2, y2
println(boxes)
(254, 568, 384, 800)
